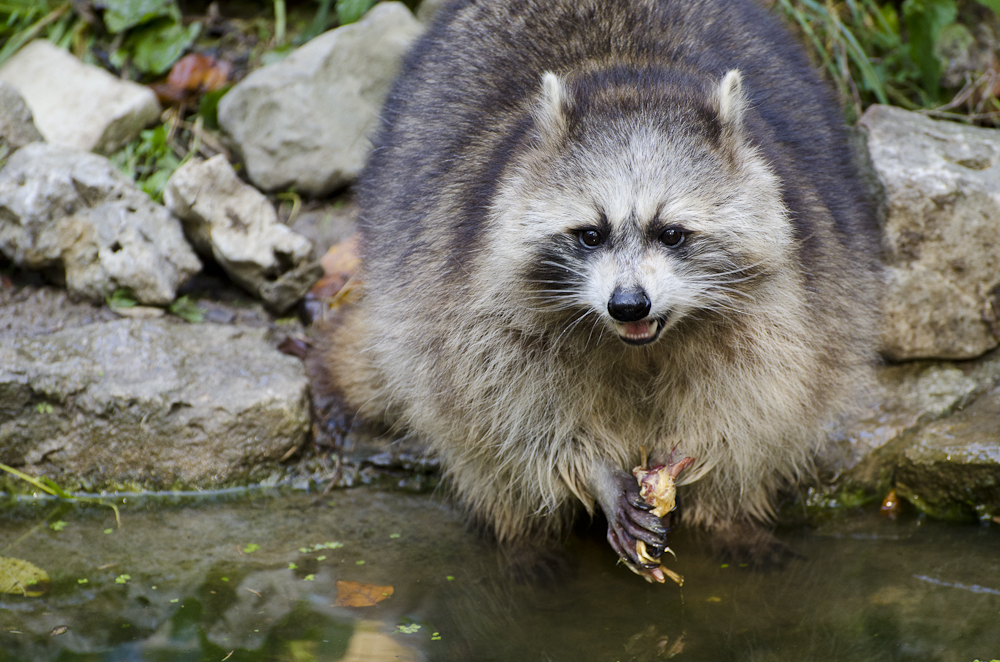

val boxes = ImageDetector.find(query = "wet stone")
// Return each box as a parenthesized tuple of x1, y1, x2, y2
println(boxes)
(895, 386, 1000, 522)
(822, 347, 1000, 496)
(0, 318, 310, 491)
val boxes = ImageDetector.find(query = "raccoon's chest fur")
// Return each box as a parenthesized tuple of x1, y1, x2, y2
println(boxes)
(324, 0, 881, 542)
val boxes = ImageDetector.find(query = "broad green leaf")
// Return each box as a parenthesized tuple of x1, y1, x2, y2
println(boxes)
(0, 557, 50, 596)
(336, 0, 376, 25)
(126, 18, 200, 74)
(102, 0, 178, 34)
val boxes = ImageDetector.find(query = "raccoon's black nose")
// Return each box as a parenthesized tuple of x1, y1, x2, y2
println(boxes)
(608, 288, 651, 322)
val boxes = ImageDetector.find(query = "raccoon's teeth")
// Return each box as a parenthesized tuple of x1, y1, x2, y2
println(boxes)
(620, 320, 657, 341)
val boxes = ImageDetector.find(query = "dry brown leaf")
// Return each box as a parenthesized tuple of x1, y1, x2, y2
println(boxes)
(305, 235, 363, 321)
(151, 53, 232, 105)
(334, 580, 394, 607)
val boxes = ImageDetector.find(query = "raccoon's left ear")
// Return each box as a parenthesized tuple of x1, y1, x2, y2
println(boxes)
(714, 69, 747, 127)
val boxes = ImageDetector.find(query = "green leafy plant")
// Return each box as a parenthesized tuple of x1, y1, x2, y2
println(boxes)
(168, 295, 204, 323)
(110, 125, 182, 203)
(0, 0, 72, 66)
(0, 463, 121, 527)
(778, 0, 1000, 123)
(106, 288, 138, 309)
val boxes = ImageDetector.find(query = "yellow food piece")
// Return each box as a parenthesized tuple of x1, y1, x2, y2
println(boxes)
(632, 465, 678, 518)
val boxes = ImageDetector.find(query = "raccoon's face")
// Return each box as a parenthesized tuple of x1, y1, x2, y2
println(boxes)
(489, 69, 795, 347)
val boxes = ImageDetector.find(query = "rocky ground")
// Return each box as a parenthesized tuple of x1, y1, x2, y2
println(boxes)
(0, 1, 998, 528)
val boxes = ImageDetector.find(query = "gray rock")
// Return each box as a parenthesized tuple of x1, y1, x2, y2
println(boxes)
(0, 318, 311, 490)
(0, 143, 201, 305)
(894, 387, 1000, 522)
(217, 3, 423, 196)
(288, 197, 359, 256)
(0, 40, 161, 155)
(163, 155, 322, 314)
(859, 104, 1000, 360)
(0, 81, 42, 153)
(0, 283, 117, 340)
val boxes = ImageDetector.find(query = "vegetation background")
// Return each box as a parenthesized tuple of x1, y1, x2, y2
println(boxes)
(1, 0, 999, 195)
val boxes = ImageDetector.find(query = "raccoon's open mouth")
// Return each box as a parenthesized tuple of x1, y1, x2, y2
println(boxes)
(615, 318, 664, 346)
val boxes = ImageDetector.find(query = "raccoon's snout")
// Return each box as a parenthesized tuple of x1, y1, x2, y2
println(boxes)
(608, 288, 651, 322)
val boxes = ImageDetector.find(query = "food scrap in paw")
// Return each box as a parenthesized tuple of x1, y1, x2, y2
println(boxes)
(627, 447, 693, 585)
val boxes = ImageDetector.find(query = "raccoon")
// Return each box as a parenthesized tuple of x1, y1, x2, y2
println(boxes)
(323, 0, 880, 567)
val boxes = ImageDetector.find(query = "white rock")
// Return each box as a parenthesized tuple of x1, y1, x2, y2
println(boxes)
(217, 2, 423, 196)
(0, 40, 161, 154)
(0, 143, 201, 305)
(164, 155, 322, 314)
(859, 105, 1000, 360)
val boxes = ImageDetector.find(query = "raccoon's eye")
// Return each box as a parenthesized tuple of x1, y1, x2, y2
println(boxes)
(578, 229, 605, 249)
(660, 227, 686, 248)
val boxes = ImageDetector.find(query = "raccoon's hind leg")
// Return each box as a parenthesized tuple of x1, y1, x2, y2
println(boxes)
(589, 461, 671, 567)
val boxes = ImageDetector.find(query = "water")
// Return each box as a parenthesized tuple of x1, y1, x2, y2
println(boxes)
(0, 489, 997, 662)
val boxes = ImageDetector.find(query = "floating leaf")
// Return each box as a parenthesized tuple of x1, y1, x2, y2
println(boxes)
(50, 521, 67, 531)
(115, 574, 131, 584)
(0, 557, 50, 596)
(243, 543, 260, 554)
(335, 580, 393, 607)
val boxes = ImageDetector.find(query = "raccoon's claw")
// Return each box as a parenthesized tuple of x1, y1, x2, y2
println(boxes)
(606, 475, 670, 565)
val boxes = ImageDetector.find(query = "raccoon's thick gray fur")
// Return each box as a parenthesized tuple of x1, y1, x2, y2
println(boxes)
(325, 0, 880, 560)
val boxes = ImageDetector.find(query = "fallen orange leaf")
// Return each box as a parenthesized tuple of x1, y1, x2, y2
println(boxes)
(335, 580, 394, 607)
(151, 53, 233, 105)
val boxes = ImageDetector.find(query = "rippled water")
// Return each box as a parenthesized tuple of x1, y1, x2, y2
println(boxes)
(0, 488, 997, 662)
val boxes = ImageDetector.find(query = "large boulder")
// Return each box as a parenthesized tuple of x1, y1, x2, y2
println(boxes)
(859, 104, 1000, 360)
(217, 2, 423, 196)
(0, 318, 311, 490)
(0, 143, 201, 305)
(0, 81, 43, 153)
(0, 40, 160, 154)
(163, 155, 322, 314)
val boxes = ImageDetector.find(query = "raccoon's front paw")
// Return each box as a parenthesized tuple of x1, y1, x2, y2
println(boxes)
(604, 473, 671, 567)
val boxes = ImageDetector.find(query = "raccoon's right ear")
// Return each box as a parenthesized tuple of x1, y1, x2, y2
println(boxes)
(533, 71, 573, 142)
(714, 69, 747, 128)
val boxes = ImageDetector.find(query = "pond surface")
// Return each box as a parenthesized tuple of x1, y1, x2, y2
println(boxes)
(0, 488, 997, 662)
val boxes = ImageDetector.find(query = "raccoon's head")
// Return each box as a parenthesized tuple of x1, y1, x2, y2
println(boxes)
(488, 67, 796, 347)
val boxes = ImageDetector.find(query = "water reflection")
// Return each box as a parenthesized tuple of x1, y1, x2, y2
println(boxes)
(0, 489, 997, 661)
